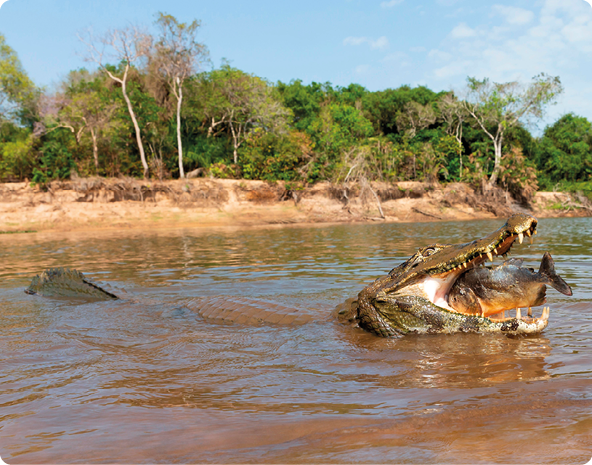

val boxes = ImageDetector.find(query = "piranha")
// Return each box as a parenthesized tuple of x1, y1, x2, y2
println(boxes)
(447, 252, 573, 318)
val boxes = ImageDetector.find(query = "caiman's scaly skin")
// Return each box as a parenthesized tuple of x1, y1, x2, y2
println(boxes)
(341, 213, 548, 336)
(26, 268, 119, 300)
(26, 214, 553, 337)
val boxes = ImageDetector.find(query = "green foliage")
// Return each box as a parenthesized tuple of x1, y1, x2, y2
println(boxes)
(547, 181, 592, 202)
(0, 132, 35, 180)
(277, 79, 324, 131)
(0, 33, 39, 125)
(184, 135, 231, 169)
(303, 103, 374, 182)
(32, 130, 76, 184)
(207, 162, 239, 179)
(535, 113, 592, 187)
(362, 85, 442, 136)
(238, 129, 311, 181)
(434, 133, 462, 181)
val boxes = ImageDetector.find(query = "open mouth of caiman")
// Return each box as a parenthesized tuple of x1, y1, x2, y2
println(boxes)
(403, 214, 547, 325)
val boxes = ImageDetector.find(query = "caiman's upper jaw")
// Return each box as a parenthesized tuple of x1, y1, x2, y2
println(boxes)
(404, 214, 538, 284)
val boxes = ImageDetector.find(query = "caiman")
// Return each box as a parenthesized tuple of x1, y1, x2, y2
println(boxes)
(26, 213, 569, 337)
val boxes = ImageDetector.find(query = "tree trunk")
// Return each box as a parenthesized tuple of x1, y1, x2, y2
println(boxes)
(229, 120, 238, 164)
(176, 82, 184, 179)
(90, 126, 99, 173)
(120, 69, 149, 178)
(487, 134, 503, 188)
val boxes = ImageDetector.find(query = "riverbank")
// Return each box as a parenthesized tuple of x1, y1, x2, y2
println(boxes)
(0, 178, 589, 234)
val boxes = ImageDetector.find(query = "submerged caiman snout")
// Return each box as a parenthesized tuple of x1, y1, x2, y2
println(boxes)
(352, 214, 554, 336)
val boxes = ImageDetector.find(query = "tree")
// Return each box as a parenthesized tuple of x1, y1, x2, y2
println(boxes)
(276, 79, 324, 132)
(0, 33, 38, 125)
(395, 101, 436, 139)
(152, 13, 209, 178)
(362, 85, 441, 136)
(536, 113, 592, 184)
(59, 91, 120, 172)
(199, 66, 290, 164)
(462, 73, 563, 187)
(437, 93, 466, 177)
(79, 26, 152, 177)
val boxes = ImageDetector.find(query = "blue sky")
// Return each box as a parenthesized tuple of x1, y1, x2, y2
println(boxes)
(1, 0, 591, 130)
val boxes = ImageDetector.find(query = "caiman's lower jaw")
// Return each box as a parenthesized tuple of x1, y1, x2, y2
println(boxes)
(487, 306, 550, 325)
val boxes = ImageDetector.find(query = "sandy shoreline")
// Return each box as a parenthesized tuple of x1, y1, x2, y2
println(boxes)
(0, 178, 588, 235)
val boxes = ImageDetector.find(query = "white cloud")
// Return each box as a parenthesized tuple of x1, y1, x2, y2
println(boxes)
(450, 22, 477, 38)
(429, 0, 592, 95)
(434, 61, 471, 79)
(343, 36, 389, 50)
(380, 0, 404, 8)
(0, 0, 10, 9)
(343, 37, 366, 46)
(584, 0, 592, 7)
(428, 49, 453, 61)
(492, 5, 535, 25)
(381, 52, 410, 68)
(382, 51, 407, 62)
(372, 36, 389, 49)
(355, 64, 371, 74)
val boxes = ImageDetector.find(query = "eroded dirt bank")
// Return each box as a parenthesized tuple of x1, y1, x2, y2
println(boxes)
(0, 178, 589, 233)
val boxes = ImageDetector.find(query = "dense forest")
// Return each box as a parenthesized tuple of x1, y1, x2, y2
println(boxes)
(1, 14, 591, 204)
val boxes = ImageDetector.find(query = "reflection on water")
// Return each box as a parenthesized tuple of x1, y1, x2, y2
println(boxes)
(0, 218, 591, 463)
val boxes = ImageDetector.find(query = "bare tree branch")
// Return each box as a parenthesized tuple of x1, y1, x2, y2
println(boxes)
(78, 26, 152, 177)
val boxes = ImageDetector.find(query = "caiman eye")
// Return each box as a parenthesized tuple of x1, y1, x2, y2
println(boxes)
(424, 247, 437, 256)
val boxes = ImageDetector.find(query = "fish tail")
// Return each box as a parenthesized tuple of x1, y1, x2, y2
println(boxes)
(539, 252, 573, 296)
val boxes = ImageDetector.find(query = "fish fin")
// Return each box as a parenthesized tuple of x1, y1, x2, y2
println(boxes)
(539, 252, 573, 296)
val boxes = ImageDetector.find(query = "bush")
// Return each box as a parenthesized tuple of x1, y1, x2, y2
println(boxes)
(499, 147, 538, 204)
(238, 129, 311, 182)
(32, 136, 76, 185)
(184, 136, 232, 171)
(0, 134, 35, 181)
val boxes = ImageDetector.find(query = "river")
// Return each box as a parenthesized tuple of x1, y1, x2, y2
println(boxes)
(0, 217, 591, 463)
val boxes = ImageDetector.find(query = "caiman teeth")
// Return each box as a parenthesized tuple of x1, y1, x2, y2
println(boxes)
(542, 306, 549, 320)
(516, 307, 521, 319)
(518, 232, 524, 244)
(487, 251, 494, 262)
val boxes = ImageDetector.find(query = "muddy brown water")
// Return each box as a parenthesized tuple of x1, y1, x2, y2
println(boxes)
(0, 217, 591, 464)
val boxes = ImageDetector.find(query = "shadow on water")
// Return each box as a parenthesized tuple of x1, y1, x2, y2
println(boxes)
(0, 217, 591, 463)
